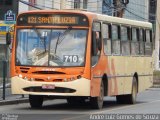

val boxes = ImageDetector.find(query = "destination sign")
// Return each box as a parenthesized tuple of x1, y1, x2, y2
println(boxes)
(28, 16, 78, 24)
(17, 14, 89, 26)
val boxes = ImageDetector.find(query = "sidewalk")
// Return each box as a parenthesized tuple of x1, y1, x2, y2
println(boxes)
(0, 95, 28, 106)
(152, 84, 160, 88)
(0, 85, 28, 106)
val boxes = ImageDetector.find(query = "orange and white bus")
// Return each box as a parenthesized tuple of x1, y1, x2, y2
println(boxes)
(9, 10, 153, 109)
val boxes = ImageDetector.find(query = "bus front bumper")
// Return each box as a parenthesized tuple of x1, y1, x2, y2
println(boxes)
(11, 76, 90, 96)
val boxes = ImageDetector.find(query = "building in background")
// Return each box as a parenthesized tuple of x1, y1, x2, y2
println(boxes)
(19, 0, 29, 13)
(22, 0, 151, 22)
(123, 0, 149, 21)
(18, 0, 93, 12)
(154, 0, 160, 70)
(0, 0, 18, 42)
(0, 0, 18, 81)
(0, 0, 19, 20)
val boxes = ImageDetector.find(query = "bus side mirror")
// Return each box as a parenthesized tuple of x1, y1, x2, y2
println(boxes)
(6, 32, 11, 45)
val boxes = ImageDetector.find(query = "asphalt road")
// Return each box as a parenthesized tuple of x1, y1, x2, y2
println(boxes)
(0, 88, 160, 120)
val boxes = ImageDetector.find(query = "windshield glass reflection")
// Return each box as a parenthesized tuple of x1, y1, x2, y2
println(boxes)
(16, 28, 87, 67)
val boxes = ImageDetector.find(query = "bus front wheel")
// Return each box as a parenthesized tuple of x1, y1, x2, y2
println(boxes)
(90, 81, 104, 109)
(29, 95, 44, 108)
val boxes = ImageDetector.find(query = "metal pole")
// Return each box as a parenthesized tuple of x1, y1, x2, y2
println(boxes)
(2, 60, 6, 100)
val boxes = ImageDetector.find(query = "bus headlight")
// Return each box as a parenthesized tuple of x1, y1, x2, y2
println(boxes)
(70, 77, 75, 81)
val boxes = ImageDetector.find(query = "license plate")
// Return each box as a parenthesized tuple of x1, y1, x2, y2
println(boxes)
(42, 84, 55, 89)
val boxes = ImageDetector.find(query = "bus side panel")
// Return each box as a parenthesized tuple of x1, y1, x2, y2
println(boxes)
(107, 56, 125, 96)
(137, 57, 153, 92)
(107, 56, 153, 96)
(123, 57, 135, 95)
(91, 56, 107, 97)
(122, 57, 153, 93)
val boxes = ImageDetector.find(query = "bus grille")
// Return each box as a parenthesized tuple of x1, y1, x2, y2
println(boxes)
(34, 78, 64, 82)
(20, 67, 30, 73)
(32, 71, 65, 74)
(23, 86, 76, 93)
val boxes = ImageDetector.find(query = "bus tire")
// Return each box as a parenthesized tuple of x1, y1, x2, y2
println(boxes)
(90, 81, 104, 109)
(127, 76, 138, 104)
(29, 95, 43, 108)
(116, 77, 137, 104)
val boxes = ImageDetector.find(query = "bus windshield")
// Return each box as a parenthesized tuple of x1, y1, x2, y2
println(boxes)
(16, 28, 87, 67)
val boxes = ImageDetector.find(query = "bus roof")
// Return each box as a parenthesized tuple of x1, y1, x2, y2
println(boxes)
(18, 10, 152, 29)
(96, 14, 152, 29)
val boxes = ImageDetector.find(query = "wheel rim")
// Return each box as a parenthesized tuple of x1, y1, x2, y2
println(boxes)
(132, 79, 137, 103)
(98, 82, 104, 108)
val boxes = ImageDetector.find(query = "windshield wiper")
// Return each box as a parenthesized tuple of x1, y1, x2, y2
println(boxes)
(49, 26, 72, 66)
(54, 26, 72, 54)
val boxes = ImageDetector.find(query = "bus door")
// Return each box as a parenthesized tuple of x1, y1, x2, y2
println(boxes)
(91, 21, 103, 97)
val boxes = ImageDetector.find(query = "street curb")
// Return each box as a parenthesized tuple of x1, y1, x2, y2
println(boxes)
(152, 85, 160, 88)
(0, 98, 29, 106)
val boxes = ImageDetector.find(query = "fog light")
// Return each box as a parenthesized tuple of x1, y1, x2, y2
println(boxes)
(30, 78, 35, 81)
(70, 77, 75, 81)
(18, 74, 23, 78)
(24, 77, 28, 80)
(64, 78, 67, 82)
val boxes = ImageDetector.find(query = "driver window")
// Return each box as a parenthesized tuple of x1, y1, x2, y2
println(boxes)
(92, 22, 101, 66)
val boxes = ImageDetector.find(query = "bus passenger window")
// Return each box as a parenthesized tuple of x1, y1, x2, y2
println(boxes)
(121, 26, 130, 55)
(132, 28, 138, 41)
(146, 30, 151, 42)
(103, 23, 111, 55)
(131, 28, 139, 55)
(139, 29, 145, 55)
(95, 31, 101, 55)
(112, 25, 118, 40)
(127, 27, 131, 40)
(112, 25, 120, 55)
(145, 30, 152, 56)
(96, 32, 100, 39)
(121, 26, 128, 41)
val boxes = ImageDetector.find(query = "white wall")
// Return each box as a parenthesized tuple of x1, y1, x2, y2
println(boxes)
(155, 0, 160, 70)
(18, 0, 29, 13)
(88, 0, 102, 13)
